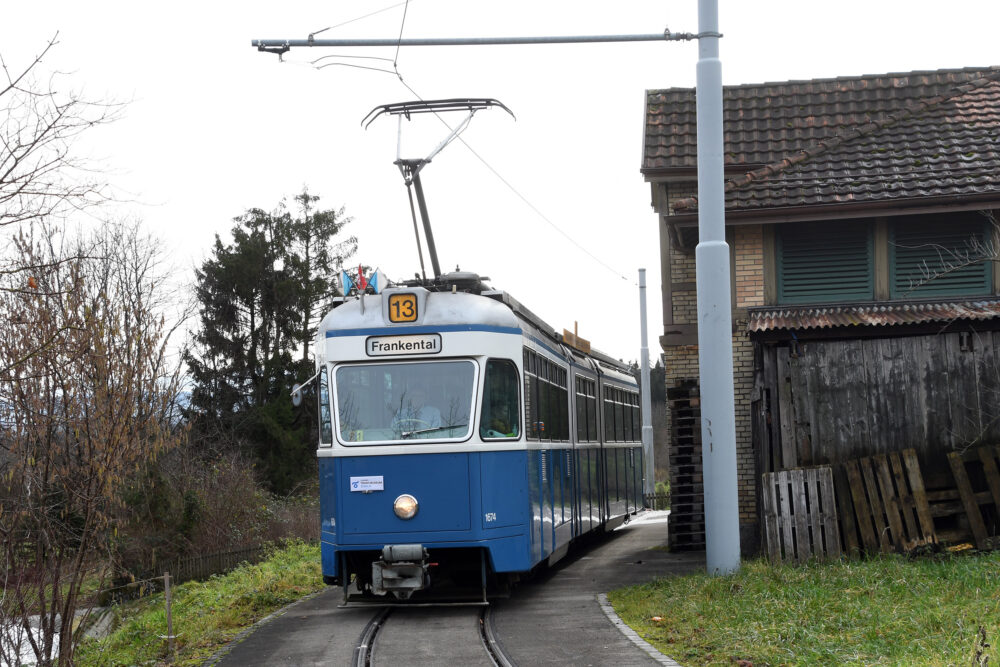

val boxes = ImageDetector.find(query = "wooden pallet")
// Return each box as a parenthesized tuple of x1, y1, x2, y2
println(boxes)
(947, 445, 1000, 550)
(762, 466, 841, 563)
(667, 383, 704, 551)
(841, 449, 935, 553)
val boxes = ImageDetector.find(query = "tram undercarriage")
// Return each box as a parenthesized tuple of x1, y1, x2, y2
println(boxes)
(330, 546, 515, 604)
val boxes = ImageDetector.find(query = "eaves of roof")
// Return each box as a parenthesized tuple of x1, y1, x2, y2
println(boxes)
(666, 191, 1000, 226)
(748, 299, 1000, 332)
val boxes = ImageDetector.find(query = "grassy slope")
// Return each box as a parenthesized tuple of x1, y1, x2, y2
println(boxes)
(608, 552, 1000, 666)
(77, 541, 324, 667)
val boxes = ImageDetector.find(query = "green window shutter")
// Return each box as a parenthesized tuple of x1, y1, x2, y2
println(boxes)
(777, 221, 873, 304)
(890, 215, 990, 298)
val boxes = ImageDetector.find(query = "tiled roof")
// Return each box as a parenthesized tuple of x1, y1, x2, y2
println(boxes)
(643, 67, 1000, 213)
(747, 299, 1000, 332)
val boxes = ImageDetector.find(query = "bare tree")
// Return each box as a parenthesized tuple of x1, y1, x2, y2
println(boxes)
(0, 34, 122, 231)
(0, 221, 185, 666)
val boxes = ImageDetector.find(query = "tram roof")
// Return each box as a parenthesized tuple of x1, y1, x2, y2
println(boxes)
(320, 274, 633, 376)
(319, 289, 519, 334)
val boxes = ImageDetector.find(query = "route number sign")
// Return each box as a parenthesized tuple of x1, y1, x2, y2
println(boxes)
(388, 293, 418, 322)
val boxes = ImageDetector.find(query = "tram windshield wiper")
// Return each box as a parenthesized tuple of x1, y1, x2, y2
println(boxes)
(400, 424, 468, 439)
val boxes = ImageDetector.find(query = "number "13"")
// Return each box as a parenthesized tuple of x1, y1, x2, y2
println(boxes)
(388, 294, 417, 322)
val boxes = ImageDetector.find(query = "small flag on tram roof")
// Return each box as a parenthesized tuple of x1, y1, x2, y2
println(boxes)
(341, 270, 355, 295)
(357, 265, 368, 291)
(370, 268, 389, 294)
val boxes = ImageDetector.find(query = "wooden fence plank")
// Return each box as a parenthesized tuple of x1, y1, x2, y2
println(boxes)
(977, 446, 1000, 511)
(888, 451, 919, 542)
(860, 457, 892, 552)
(762, 347, 781, 474)
(874, 454, 906, 550)
(776, 348, 798, 470)
(947, 451, 989, 549)
(777, 470, 795, 560)
(845, 459, 878, 552)
(902, 449, 936, 542)
(833, 464, 859, 556)
(762, 472, 781, 563)
(806, 467, 823, 557)
(790, 469, 811, 561)
(818, 467, 842, 558)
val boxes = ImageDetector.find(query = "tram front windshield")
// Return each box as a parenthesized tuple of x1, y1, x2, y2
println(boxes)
(335, 360, 475, 443)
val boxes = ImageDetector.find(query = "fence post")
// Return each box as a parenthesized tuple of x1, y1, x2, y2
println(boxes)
(164, 571, 174, 662)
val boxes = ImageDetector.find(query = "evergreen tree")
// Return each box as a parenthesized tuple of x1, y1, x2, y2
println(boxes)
(186, 191, 356, 492)
(290, 188, 356, 362)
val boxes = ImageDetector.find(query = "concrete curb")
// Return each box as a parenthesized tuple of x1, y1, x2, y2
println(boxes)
(200, 589, 325, 666)
(597, 593, 683, 667)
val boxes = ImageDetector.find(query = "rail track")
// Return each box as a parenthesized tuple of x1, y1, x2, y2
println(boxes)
(351, 604, 515, 666)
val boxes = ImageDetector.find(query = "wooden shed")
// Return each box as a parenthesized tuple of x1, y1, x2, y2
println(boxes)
(642, 66, 1000, 554)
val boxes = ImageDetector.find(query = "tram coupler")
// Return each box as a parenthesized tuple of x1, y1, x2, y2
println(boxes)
(372, 544, 430, 599)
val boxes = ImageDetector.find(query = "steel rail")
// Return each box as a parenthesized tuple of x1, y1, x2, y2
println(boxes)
(480, 605, 516, 667)
(352, 607, 392, 667)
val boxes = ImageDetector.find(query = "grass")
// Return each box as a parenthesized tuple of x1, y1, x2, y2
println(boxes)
(76, 540, 324, 666)
(608, 551, 1000, 666)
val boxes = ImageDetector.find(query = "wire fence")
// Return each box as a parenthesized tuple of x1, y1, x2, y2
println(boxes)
(99, 544, 271, 604)
(644, 492, 671, 511)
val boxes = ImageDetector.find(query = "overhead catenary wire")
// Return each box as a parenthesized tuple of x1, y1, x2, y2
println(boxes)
(271, 3, 646, 284)
(393, 0, 412, 69)
(394, 78, 631, 283)
(308, 1, 417, 41)
(393, 1, 629, 282)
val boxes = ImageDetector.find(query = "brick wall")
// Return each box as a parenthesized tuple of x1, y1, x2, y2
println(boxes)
(733, 225, 763, 536)
(659, 183, 765, 551)
(734, 225, 764, 308)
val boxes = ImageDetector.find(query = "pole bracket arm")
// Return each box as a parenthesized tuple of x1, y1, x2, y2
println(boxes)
(257, 43, 290, 56)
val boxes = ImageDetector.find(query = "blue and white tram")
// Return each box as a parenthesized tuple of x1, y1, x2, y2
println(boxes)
(314, 273, 644, 600)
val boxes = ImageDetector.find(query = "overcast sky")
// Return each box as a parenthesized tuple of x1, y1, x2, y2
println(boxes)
(4, 1, 1000, 362)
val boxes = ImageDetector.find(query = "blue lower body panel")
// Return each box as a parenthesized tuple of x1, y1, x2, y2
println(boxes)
(319, 451, 533, 581)
(318, 444, 644, 585)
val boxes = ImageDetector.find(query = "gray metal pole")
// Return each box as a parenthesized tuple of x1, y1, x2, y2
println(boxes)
(409, 169, 442, 279)
(639, 268, 654, 499)
(695, 0, 740, 574)
(253, 33, 695, 49)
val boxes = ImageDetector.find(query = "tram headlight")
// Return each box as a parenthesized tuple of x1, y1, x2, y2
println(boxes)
(393, 494, 419, 520)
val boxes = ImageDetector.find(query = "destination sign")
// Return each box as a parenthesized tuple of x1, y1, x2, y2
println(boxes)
(366, 333, 442, 356)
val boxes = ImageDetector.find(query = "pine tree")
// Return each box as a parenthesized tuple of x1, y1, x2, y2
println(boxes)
(186, 192, 356, 492)
(290, 188, 357, 363)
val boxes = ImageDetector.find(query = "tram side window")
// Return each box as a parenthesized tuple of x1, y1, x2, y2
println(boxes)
(630, 392, 640, 441)
(576, 376, 598, 442)
(538, 360, 551, 440)
(480, 359, 520, 439)
(623, 391, 633, 442)
(318, 366, 333, 446)
(604, 387, 615, 442)
(615, 389, 625, 442)
(586, 382, 597, 441)
(523, 349, 569, 441)
(524, 349, 538, 439)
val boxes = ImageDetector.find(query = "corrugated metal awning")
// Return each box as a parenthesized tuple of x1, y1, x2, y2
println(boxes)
(748, 299, 1000, 332)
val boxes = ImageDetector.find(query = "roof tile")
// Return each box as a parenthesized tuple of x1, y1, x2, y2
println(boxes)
(644, 67, 1000, 212)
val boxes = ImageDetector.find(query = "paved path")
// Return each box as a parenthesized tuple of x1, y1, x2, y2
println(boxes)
(212, 512, 703, 666)
(490, 513, 702, 666)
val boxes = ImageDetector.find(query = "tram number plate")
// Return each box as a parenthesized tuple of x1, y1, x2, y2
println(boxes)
(388, 293, 418, 322)
(484, 512, 497, 523)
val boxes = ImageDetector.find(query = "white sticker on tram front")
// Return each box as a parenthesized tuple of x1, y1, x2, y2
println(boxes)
(349, 476, 384, 492)
(366, 333, 441, 356)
